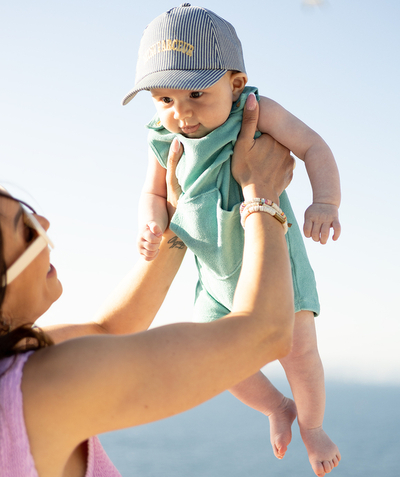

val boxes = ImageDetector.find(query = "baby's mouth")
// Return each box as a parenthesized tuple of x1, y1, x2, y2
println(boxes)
(181, 124, 200, 134)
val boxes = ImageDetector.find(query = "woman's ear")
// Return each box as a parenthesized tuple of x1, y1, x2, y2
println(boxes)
(230, 72, 248, 101)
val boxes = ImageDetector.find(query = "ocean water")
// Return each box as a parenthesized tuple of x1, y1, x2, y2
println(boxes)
(99, 381, 399, 476)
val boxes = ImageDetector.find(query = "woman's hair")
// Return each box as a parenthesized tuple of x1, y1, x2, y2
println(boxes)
(0, 190, 53, 360)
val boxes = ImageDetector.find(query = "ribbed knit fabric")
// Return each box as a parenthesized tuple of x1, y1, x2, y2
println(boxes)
(86, 435, 121, 477)
(0, 352, 38, 476)
(0, 352, 121, 477)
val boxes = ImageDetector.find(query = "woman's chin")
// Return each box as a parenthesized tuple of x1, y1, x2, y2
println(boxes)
(46, 265, 63, 308)
(54, 280, 63, 301)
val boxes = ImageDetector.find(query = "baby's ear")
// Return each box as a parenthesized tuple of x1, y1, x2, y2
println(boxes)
(230, 72, 248, 101)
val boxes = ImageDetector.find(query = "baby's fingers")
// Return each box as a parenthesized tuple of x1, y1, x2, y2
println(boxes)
(138, 223, 163, 260)
(304, 220, 328, 244)
(309, 222, 324, 243)
(319, 222, 331, 245)
(331, 218, 341, 241)
(303, 218, 313, 239)
(139, 245, 159, 261)
(147, 221, 163, 237)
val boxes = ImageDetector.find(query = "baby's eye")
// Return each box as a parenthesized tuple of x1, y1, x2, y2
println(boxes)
(161, 97, 173, 104)
(190, 92, 203, 99)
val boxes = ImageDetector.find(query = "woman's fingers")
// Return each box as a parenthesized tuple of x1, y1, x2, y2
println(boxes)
(166, 137, 183, 220)
(232, 94, 294, 199)
(237, 93, 259, 143)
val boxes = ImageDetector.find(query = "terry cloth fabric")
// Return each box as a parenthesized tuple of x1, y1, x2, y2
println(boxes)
(0, 352, 121, 477)
(147, 86, 320, 321)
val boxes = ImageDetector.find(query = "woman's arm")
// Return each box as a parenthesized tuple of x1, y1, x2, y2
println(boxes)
(22, 94, 295, 469)
(44, 228, 186, 343)
(45, 143, 186, 344)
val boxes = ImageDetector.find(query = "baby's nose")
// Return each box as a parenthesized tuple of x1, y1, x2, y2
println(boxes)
(173, 102, 192, 120)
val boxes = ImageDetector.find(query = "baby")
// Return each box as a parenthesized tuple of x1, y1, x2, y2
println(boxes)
(122, 4, 341, 477)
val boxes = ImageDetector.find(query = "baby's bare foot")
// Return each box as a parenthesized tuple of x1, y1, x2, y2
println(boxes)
(266, 396, 297, 459)
(300, 427, 341, 477)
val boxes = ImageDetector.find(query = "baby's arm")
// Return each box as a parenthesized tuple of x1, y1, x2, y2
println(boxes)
(138, 148, 169, 260)
(258, 97, 341, 244)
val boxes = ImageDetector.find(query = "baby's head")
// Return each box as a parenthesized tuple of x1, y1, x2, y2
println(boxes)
(122, 4, 248, 138)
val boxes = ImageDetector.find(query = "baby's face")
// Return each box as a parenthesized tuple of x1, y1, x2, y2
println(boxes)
(150, 73, 238, 138)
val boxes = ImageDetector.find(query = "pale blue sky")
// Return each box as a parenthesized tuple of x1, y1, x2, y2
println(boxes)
(1, 0, 399, 384)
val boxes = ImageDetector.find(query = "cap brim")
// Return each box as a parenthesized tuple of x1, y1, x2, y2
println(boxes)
(122, 69, 227, 105)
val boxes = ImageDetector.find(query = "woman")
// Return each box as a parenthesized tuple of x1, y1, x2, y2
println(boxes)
(0, 96, 295, 477)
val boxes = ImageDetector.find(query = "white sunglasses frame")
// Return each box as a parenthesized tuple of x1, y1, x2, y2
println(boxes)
(4, 209, 54, 286)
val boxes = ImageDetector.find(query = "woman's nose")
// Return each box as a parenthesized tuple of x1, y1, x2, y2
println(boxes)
(35, 214, 50, 232)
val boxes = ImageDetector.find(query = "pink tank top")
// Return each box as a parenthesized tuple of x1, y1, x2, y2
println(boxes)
(0, 352, 121, 476)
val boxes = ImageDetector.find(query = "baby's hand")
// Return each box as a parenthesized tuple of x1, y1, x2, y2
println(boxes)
(137, 221, 164, 261)
(303, 203, 341, 244)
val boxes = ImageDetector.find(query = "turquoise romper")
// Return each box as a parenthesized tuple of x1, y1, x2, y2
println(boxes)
(147, 86, 320, 322)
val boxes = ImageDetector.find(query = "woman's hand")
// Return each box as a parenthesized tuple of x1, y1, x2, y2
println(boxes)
(166, 137, 183, 222)
(232, 93, 295, 204)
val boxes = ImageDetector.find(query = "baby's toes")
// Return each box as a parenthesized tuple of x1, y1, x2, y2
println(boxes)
(311, 459, 327, 477)
(322, 459, 333, 474)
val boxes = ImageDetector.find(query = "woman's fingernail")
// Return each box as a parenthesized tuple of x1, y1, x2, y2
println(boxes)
(171, 137, 181, 153)
(246, 93, 257, 111)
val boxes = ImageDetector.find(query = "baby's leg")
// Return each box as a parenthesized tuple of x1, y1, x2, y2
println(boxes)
(229, 371, 296, 459)
(280, 310, 341, 477)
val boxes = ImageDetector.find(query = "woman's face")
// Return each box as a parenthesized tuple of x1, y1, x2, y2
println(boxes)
(0, 193, 62, 326)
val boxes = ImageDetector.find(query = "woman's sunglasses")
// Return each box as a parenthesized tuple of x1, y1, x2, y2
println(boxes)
(3, 202, 54, 286)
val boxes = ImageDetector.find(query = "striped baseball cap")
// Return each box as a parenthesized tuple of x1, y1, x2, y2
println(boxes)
(122, 4, 246, 105)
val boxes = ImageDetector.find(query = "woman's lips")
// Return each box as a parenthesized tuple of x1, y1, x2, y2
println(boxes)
(47, 263, 57, 277)
(181, 124, 200, 135)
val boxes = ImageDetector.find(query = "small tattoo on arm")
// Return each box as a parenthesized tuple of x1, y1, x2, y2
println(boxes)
(168, 236, 185, 249)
